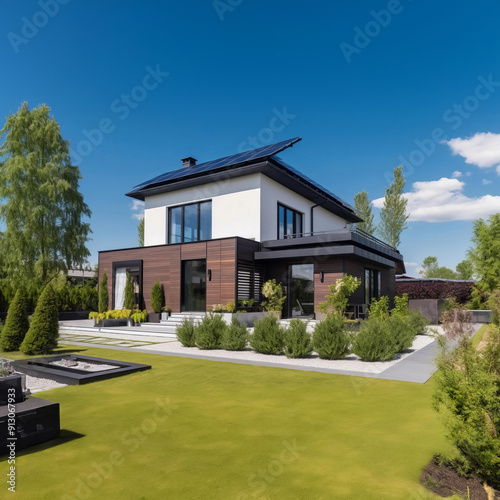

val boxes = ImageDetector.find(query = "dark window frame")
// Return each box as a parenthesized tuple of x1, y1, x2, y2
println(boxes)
(168, 200, 212, 244)
(111, 260, 143, 310)
(364, 268, 380, 305)
(277, 203, 303, 240)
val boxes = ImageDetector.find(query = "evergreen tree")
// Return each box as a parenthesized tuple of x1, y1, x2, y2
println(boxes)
(378, 166, 409, 248)
(138, 218, 144, 247)
(354, 190, 375, 234)
(124, 272, 134, 310)
(151, 279, 164, 313)
(0, 102, 91, 286)
(99, 270, 109, 313)
(20, 282, 59, 354)
(0, 288, 30, 351)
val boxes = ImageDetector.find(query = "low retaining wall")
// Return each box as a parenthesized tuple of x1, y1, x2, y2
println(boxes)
(221, 312, 270, 327)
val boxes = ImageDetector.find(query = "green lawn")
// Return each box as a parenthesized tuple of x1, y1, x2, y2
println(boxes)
(1, 345, 451, 500)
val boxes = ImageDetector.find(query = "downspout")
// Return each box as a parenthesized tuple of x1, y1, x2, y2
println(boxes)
(310, 204, 320, 236)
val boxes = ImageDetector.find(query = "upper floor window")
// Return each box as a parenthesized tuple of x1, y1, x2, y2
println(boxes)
(278, 203, 303, 239)
(169, 201, 212, 244)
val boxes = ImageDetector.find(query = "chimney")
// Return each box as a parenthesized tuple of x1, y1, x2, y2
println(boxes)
(181, 156, 197, 168)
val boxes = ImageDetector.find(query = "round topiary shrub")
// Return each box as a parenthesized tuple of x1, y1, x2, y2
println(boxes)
(20, 282, 59, 355)
(312, 314, 352, 360)
(194, 313, 227, 350)
(0, 288, 30, 352)
(249, 315, 284, 355)
(220, 317, 248, 351)
(283, 319, 313, 358)
(176, 318, 196, 347)
(351, 317, 398, 361)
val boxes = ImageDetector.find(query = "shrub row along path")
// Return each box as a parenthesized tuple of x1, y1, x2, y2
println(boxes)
(59, 321, 483, 383)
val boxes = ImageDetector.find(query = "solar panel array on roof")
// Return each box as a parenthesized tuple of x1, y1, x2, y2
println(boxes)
(270, 156, 356, 212)
(129, 137, 302, 193)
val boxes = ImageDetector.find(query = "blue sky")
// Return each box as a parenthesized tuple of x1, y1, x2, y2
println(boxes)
(1, 0, 499, 274)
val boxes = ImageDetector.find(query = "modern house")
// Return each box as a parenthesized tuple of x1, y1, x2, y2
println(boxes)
(98, 137, 405, 318)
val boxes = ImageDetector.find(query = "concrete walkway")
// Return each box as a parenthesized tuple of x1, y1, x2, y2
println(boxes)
(57, 320, 474, 384)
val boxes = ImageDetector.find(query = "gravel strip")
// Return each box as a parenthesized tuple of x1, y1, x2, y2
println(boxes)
(133, 334, 435, 375)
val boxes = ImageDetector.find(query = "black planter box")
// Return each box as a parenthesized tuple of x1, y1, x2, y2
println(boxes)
(0, 374, 24, 406)
(148, 312, 160, 323)
(0, 397, 60, 453)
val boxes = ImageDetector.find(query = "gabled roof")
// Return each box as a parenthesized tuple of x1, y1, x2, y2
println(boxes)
(126, 137, 362, 223)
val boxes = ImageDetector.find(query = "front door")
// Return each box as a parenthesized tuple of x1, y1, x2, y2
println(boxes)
(181, 259, 207, 312)
(289, 264, 314, 318)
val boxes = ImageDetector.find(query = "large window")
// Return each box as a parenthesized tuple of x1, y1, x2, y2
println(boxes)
(278, 203, 303, 239)
(364, 268, 381, 305)
(168, 201, 212, 244)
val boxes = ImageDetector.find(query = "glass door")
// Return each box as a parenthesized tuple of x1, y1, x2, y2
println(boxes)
(289, 264, 314, 318)
(181, 260, 207, 312)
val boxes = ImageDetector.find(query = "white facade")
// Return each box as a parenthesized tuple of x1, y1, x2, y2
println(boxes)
(143, 172, 348, 246)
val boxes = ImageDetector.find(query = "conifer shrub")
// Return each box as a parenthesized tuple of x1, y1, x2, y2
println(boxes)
(220, 317, 248, 351)
(368, 296, 390, 319)
(386, 314, 415, 352)
(283, 319, 313, 358)
(406, 310, 429, 336)
(0, 288, 30, 351)
(249, 315, 284, 355)
(312, 314, 352, 360)
(351, 317, 399, 361)
(151, 280, 164, 314)
(176, 318, 196, 347)
(20, 282, 59, 355)
(194, 313, 227, 350)
(99, 270, 109, 313)
(124, 273, 134, 310)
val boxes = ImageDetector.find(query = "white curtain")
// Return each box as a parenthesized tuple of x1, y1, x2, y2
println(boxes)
(114, 268, 127, 309)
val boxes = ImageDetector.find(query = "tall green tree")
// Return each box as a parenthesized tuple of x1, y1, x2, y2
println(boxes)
(354, 190, 375, 234)
(0, 288, 29, 351)
(455, 258, 475, 280)
(378, 166, 409, 248)
(0, 103, 91, 286)
(138, 218, 144, 247)
(99, 270, 109, 313)
(469, 213, 500, 293)
(419, 256, 457, 279)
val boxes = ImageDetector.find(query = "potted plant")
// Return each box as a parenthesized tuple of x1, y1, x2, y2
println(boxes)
(161, 306, 172, 321)
(131, 309, 148, 326)
(261, 279, 286, 320)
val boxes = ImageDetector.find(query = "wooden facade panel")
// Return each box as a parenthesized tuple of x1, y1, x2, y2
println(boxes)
(181, 242, 207, 261)
(220, 239, 236, 304)
(207, 240, 222, 309)
(165, 245, 181, 312)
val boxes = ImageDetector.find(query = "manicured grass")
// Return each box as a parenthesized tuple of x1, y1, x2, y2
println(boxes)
(4, 347, 449, 499)
(0, 345, 83, 361)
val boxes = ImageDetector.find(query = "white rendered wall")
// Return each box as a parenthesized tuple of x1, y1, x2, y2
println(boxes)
(143, 172, 349, 245)
(143, 174, 262, 245)
(259, 176, 347, 241)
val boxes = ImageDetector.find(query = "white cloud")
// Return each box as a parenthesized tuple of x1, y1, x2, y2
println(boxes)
(483, 179, 493, 185)
(404, 262, 419, 268)
(373, 177, 500, 222)
(131, 200, 145, 220)
(444, 132, 500, 168)
(497, 165, 500, 176)
(451, 170, 462, 178)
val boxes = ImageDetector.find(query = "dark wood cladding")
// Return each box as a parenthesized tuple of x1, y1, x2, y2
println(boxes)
(314, 259, 343, 311)
(99, 239, 237, 312)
